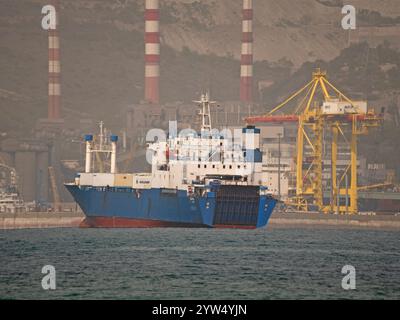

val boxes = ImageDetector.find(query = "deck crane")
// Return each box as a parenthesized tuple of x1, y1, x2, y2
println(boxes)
(246, 69, 382, 214)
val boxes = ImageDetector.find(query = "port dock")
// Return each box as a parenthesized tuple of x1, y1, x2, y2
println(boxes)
(269, 211, 400, 230)
(0, 212, 84, 230)
(1, 211, 399, 231)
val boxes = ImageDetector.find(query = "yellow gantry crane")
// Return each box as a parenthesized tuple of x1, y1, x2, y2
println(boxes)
(247, 69, 382, 214)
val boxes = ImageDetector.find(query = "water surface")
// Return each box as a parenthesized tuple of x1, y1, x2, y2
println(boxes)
(0, 227, 399, 299)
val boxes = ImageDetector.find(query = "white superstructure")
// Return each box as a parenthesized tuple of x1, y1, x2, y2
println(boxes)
(0, 192, 28, 213)
(77, 94, 265, 193)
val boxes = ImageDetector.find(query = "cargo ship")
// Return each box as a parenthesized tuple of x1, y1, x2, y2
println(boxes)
(65, 94, 277, 229)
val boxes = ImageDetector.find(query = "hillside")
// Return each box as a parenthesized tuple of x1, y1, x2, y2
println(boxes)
(1, 0, 400, 134)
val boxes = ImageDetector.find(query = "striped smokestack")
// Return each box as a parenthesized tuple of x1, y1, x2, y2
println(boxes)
(48, 0, 61, 119)
(145, 0, 160, 104)
(240, 0, 253, 103)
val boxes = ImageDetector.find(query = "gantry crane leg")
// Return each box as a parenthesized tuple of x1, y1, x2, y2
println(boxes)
(331, 123, 338, 213)
(313, 116, 324, 209)
(296, 116, 304, 197)
(350, 118, 358, 214)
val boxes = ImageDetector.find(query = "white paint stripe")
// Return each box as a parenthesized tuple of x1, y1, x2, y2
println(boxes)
(48, 36, 59, 49)
(145, 21, 159, 33)
(241, 43, 253, 55)
(145, 43, 160, 55)
(48, 83, 61, 95)
(242, 20, 252, 32)
(241, 65, 253, 77)
(146, 0, 159, 10)
(145, 65, 160, 77)
(243, 0, 252, 10)
(49, 61, 60, 73)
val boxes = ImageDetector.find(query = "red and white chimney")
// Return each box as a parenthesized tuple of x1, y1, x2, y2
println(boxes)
(240, 0, 253, 103)
(145, 0, 160, 104)
(48, 0, 61, 119)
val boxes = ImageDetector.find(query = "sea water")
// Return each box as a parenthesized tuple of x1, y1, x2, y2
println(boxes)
(0, 227, 399, 299)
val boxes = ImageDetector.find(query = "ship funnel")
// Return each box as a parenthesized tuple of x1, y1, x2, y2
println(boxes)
(110, 135, 118, 174)
(84, 135, 93, 173)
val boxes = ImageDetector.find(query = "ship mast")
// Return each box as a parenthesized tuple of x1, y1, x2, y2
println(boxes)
(194, 93, 217, 134)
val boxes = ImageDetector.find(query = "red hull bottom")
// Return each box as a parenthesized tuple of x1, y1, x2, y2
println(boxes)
(214, 224, 256, 230)
(80, 217, 256, 229)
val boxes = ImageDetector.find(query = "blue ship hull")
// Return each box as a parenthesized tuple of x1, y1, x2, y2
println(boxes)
(65, 184, 277, 229)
